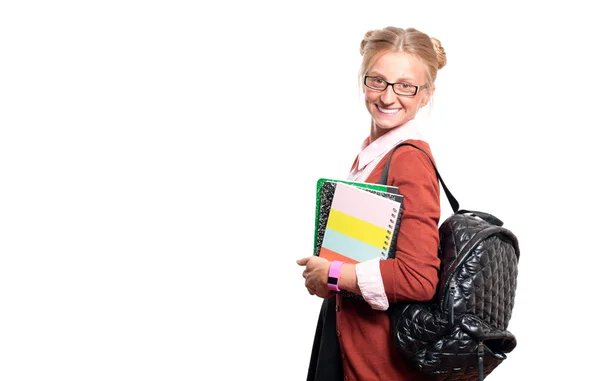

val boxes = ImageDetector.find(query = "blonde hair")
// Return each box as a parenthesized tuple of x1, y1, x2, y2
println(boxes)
(359, 27, 446, 87)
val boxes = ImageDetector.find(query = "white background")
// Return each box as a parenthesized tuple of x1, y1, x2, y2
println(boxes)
(1, 1, 599, 380)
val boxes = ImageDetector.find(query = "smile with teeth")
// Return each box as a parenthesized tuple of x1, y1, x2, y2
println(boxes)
(376, 105, 401, 115)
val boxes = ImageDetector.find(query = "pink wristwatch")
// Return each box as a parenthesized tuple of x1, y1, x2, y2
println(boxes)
(327, 260, 344, 292)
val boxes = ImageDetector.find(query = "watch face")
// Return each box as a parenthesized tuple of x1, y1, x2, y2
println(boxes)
(327, 276, 338, 285)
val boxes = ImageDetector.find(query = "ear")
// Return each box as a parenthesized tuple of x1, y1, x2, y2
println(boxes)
(419, 85, 435, 108)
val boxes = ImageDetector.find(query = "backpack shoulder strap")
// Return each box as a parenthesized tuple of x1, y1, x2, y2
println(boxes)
(380, 142, 505, 226)
(378, 142, 460, 213)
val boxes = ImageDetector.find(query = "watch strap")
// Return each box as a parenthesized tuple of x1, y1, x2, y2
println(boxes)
(327, 260, 343, 292)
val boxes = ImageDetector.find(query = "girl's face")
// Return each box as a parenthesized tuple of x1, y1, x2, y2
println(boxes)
(364, 51, 432, 135)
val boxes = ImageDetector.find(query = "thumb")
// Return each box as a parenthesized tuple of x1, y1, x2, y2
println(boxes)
(297, 256, 312, 266)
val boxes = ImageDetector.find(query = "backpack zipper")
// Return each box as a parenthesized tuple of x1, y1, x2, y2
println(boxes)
(477, 342, 485, 381)
(447, 278, 456, 325)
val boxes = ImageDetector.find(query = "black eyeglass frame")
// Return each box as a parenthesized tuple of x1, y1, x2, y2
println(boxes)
(363, 75, 429, 96)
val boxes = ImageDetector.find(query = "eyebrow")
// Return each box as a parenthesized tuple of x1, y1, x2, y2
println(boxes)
(367, 71, 417, 83)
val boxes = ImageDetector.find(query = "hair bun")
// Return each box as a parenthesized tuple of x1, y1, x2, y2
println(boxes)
(360, 30, 375, 56)
(430, 37, 447, 70)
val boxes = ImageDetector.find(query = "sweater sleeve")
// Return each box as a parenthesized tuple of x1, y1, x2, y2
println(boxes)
(377, 143, 441, 303)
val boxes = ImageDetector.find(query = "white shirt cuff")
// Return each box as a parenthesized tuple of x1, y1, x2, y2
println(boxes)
(355, 259, 389, 311)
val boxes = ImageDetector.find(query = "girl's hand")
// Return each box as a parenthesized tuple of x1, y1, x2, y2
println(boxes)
(297, 256, 335, 299)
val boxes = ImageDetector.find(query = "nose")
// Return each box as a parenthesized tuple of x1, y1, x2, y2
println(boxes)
(380, 85, 396, 104)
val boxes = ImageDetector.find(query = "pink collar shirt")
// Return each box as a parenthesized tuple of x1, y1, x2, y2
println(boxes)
(347, 118, 424, 182)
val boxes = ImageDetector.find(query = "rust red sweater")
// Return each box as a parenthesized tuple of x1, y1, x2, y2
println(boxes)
(336, 139, 441, 381)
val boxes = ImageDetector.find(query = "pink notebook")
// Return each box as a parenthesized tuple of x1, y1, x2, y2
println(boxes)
(318, 182, 402, 263)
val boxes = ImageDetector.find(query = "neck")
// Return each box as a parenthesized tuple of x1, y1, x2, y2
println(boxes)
(370, 120, 384, 143)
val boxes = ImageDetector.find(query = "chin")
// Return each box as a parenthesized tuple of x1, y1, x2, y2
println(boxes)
(374, 118, 403, 130)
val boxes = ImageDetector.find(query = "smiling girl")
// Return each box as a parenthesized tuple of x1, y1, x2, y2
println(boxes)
(298, 26, 447, 381)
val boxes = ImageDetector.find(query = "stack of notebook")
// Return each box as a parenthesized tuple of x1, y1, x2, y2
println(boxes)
(313, 178, 404, 264)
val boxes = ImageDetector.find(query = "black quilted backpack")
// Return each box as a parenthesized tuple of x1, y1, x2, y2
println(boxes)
(379, 143, 520, 381)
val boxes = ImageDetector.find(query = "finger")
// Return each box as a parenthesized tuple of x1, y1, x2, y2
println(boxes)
(297, 257, 312, 266)
(303, 269, 309, 278)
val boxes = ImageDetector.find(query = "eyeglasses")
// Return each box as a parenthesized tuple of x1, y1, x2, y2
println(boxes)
(364, 76, 428, 96)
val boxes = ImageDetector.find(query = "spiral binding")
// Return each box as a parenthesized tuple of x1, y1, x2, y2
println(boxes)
(381, 207, 399, 257)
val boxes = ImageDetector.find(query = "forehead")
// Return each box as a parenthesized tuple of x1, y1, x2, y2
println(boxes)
(368, 51, 427, 82)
